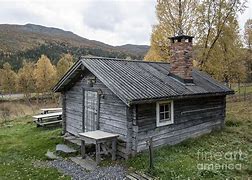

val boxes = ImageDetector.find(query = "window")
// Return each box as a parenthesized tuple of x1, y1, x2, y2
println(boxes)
(156, 101, 174, 127)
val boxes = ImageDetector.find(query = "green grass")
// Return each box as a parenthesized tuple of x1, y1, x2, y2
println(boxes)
(0, 116, 70, 180)
(126, 100, 252, 179)
(233, 85, 252, 94)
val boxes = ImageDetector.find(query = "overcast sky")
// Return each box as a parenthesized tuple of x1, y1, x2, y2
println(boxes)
(0, 0, 251, 46)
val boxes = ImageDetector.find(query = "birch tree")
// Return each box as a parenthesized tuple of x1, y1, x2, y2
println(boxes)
(57, 53, 74, 80)
(196, 0, 246, 68)
(17, 61, 36, 98)
(34, 55, 57, 93)
(0, 63, 17, 94)
(145, 0, 198, 61)
(244, 19, 252, 81)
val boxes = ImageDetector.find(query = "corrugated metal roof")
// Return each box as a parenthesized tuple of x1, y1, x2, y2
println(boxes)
(53, 57, 233, 106)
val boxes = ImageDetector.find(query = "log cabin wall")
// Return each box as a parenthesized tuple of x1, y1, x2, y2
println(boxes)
(63, 70, 129, 158)
(132, 95, 226, 153)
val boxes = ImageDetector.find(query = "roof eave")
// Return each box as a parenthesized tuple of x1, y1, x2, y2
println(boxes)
(52, 60, 83, 92)
(128, 91, 234, 105)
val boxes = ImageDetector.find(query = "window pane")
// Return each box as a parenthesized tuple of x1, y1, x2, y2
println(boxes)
(165, 112, 170, 119)
(160, 105, 164, 112)
(165, 104, 169, 111)
(160, 112, 164, 120)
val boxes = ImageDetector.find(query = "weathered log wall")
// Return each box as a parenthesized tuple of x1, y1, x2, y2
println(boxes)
(64, 70, 129, 158)
(132, 96, 226, 153)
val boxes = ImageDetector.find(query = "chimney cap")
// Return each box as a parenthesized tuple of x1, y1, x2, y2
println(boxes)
(169, 34, 194, 42)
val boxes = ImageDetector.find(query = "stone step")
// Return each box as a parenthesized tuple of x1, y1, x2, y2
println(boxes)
(70, 156, 97, 171)
(45, 150, 61, 160)
(56, 144, 77, 155)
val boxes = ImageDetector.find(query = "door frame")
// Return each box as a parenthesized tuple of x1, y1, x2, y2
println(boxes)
(82, 88, 101, 132)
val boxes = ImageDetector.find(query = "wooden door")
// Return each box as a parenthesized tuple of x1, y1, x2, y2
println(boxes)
(84, 91, 98, 132)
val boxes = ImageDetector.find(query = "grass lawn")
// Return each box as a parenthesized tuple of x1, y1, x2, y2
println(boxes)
(233, 84, 252, 94)
(126, 100, 252, 179)
(0, 116, 69, 180)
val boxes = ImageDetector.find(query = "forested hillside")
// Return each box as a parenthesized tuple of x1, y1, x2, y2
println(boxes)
(0, 24, 149, 70)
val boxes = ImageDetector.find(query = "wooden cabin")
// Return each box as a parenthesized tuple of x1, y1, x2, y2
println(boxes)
(53, 35, 233, 159)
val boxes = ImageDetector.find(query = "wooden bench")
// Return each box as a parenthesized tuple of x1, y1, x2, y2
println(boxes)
(40, 108, 62, 114)
(79, 130, 119, 165)
(33, 112, 62, 127)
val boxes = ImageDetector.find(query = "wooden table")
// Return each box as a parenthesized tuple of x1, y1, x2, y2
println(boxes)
(79, 130, 119, 164)
(33, 112, 62, 126)
(40, 108, 62, 114)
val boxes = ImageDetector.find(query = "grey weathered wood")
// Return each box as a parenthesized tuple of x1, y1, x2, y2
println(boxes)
(96, 142, 101, 164)
(65, 71, 128, 154)
(112, 139, 116, 160)
(84, 90, 98, 132)
(61, 68, 227, 158)
(79, 130, 119, 164)
(41, 108, 62, 114)
(134, 96, 226, 152)
(81, 140, 85, 159)
(82, 88, 85, 132)
(36, 120, 62, 126)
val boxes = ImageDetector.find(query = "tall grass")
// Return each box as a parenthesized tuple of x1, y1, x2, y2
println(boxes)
(0, 100, 59, 124)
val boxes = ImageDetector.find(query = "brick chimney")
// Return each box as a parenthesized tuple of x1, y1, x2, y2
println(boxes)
(169, 35, 194, 83)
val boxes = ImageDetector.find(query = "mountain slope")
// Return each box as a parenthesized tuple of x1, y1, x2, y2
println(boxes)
(0, 23, 149, 70)
(116, 44, 149, 55)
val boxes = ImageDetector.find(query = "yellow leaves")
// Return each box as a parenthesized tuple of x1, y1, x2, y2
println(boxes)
(0, 62, 17, 94)
(144, 46, 164, 62)
(34, 55, 57, 93)
(17, 61, 36, 95)
(147, 0, 197, 62)
(56, 53, 73, 80)
(0, 54, 74, 94)
(147, 0, 246, 84)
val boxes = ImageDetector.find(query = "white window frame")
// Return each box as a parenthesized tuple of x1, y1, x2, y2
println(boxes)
(156, 100, 174, 127)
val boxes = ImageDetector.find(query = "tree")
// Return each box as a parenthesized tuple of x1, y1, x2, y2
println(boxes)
(244, 19, 252, 81)
(203, 16, 246, 85)
(17, 61, 36, 98)
(0, 68, 2, 89)
(244, 19, 252, 49)
(145, 0, 198, 61)
(0, 62, 17, 94)
(144, 46, 164, 61)
(56, 53, 74, 80)
(196, 0, 246, 68)
(146, 0, 246, 67)
(34, 55, 57, 93)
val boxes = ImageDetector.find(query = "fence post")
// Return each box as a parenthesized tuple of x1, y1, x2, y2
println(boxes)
(146, 137, 154, 170)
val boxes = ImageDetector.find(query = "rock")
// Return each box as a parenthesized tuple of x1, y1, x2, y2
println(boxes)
(70, 156, 96, 171)
(56, 144, 77, 155)
(45, 150, 61, 160)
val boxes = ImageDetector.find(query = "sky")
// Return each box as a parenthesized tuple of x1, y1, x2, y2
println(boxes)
(0, 0, 251, 46)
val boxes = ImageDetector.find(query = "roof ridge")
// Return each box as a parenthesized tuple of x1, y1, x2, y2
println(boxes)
(80, 56, 170, 64)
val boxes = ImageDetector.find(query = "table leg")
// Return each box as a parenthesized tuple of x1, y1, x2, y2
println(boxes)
(96, 142, 101, 164)
(112, 139, 116, 161)
(81, 140, 86, 159)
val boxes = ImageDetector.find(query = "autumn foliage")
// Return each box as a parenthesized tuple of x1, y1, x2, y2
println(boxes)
(0, 54, 74, 96)
(145, 0, 249, 85)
